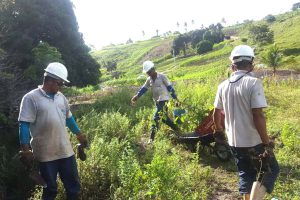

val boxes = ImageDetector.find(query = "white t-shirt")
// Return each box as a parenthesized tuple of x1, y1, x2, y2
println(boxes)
(214, 70, 267, 147)
(143, 73, 171, 101)
(18, 86, 74, 162)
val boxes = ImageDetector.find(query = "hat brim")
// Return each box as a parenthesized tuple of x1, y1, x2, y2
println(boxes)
(44, 71, 70, 83)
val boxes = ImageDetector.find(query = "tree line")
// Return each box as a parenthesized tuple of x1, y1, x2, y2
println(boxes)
(172, 23, 225, 57)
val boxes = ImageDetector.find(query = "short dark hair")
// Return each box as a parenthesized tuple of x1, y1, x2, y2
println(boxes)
(44, 76, 57, 83)
(233, 56, 253, 69)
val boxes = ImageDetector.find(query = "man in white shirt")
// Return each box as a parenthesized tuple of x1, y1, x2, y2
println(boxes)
(18, 62, 88, 200)
(213, 45, 279, 200)
(131, 61, 179, 143)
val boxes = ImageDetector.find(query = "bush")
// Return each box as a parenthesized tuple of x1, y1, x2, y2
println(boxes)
(248, 24, 274, 45)
(196, 40, 213, 54)
(280, 123, 300, 152)
(241, 38, 248, 43)
(261, 44, 282, 74)
(264, 14, 276, 23)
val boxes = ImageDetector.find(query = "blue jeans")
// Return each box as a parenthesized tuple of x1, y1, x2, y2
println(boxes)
(150, 101, 177, 140)
(39, 155, 80, 200)
(230, 144, 280, 194)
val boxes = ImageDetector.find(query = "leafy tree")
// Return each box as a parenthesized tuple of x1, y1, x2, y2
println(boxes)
(262, 44, 282, 74)
(264, 14, 276, 23)
(142, 30, 145, 37)
(24, 42, 63, 82)
(156, 29, 159, 37)
(292, 2, 300, 11)
(126, 38, 133, 44)
(221, 17, 226, 25)
(203, 30, 213, 43)
(104, 61, 117, 72)
(0, 0, 100, 87)
(184, 22, 188, 32)
(172, 34, 189, 56)
(248, 24, 274, 45)
(196, 40, 213, 54)
(190, 29, 206, 48)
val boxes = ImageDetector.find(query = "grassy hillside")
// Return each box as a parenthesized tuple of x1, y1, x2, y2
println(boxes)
(90, 11, 300, 88)
(31, 10, 300, 199)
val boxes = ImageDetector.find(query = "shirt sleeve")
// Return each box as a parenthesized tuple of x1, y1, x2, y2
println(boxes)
(214, 84, 223, 109)
(142, 78, 151, 89)
(66, 116, 81, 134)
(250, 79, 267, 108)
(137, 87, 148, 97)
(18, 94, 37, 123)
(63, 94, 72, 118)
(166, 85, 177, 100)
(161, 74, 172, 86)
(19, 121, 30, 144)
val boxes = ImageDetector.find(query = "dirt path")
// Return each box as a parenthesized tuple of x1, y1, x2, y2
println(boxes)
(208, 168, 241, 200)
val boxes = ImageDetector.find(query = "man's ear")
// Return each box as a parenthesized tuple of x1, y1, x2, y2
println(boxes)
(230, 64, 237, 71)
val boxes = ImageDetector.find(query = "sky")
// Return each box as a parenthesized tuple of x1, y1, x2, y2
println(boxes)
(71, 0, 298, 49)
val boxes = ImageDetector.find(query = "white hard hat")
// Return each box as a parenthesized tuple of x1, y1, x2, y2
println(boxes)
(142, 61, 155, 73)
(44, 62, 70, 83)
(229, 45, 255, 64)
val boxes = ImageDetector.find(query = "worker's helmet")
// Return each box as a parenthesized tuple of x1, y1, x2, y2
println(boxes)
(142, 61, 155, 73)
(44, 62, 70, 83)
(229, 45, 255, 64)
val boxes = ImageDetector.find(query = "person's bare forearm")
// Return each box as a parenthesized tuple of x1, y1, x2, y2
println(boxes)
(252, 108, 270, 144)
(213, 108, 223, 131)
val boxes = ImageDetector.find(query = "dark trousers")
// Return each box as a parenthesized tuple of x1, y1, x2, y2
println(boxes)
(39, 155, 80, 200)
(230, 144, 280, 194)
(150, 101, 178, 140)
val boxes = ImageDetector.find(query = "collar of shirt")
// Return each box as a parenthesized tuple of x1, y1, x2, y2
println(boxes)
(38, 85, 59, 99)
(150, 73, 160, 81)
(229, 70, 254, 82)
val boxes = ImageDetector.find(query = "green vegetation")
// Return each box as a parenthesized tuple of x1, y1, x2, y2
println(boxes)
(196, 40, 214, 54)
(62, 9, 299, 199)
(0, 0, 100, 86)
(1, 7, 300, 200)
(261, 44, 282, 74)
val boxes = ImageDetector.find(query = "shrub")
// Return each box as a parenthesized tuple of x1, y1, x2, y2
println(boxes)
(196, 40, 213, 55)
(264, 14, 276, 23)
(261, 44, 282, 74)
(248, 24, 274, 45)
(241, 38, 248, 43)
(280, 123, 300, 152)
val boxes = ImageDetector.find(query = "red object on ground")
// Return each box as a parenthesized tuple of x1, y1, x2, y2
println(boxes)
(194, 110, 225, 136)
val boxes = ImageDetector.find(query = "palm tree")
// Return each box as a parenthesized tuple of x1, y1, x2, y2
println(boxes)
(184, 22, 187, 32)
(191, 19, 195, 30)
(221, 17, 226, 25)
(262, 44, 282, 74)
